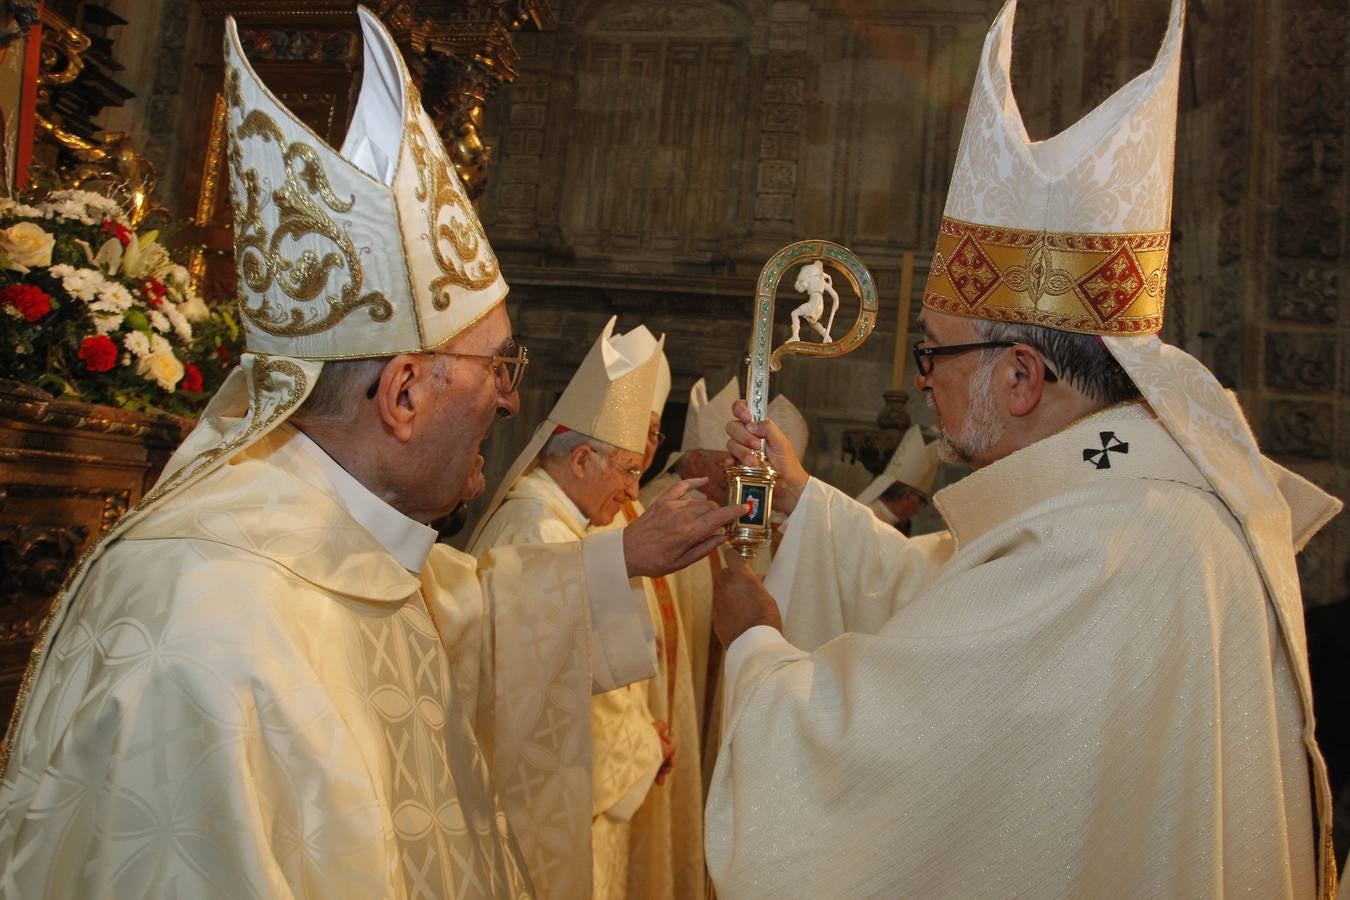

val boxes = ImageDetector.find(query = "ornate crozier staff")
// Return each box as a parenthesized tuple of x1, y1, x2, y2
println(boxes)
(727, 240, 878, 557)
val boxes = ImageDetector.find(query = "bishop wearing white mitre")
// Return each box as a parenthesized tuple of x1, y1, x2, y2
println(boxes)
(707, 1, 1343, 897)
(471, 323, 704, 900)
(0, 10, 738, 899)
(855, 424, 940, 533)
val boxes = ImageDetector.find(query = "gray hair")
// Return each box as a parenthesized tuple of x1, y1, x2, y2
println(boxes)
(972, 320, 1140, 405)
(293, 357, 392, 424)
(540, 429, 617, 462)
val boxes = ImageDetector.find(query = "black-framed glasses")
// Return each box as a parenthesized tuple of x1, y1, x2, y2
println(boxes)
(911, 340, 1058, 382)
(648, 429, 666, 447)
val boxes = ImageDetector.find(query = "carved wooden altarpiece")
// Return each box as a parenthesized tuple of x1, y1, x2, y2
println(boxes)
(0, 381, 191, 720)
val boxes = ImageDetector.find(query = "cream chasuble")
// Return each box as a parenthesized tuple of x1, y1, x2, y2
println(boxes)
(474, 472, 705, 900)
(708, 403, 1321, 898)
(615, 499, 706, 900)
(0, 425, 655, 899)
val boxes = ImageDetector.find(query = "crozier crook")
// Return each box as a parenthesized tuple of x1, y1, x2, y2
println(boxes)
(728, 240, 878, 558)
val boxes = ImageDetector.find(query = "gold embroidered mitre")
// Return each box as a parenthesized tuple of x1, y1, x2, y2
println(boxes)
(550, 317, 665, 455)
(923, 0, 1183, 336)
(223, 7, 505, 359)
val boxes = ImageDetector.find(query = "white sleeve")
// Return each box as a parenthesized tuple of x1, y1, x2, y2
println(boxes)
(720, 624, 799, 734)
(581, 528, 657, 693)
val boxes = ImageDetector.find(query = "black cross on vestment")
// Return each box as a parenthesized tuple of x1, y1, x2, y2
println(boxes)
(1083, 431, 1129, 470)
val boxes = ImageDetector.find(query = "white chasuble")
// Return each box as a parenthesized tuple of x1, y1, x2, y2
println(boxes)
(707, 403, 1319, 898)
(0, 427, 651, 900)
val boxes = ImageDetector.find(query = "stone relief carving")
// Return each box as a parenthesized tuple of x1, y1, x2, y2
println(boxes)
(1265, 399, 1334, 460)
(1264, 332, 1336, 393)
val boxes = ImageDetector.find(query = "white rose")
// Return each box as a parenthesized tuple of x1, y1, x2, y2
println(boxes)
(136, 349, 185, 392)
(0, 222, 56, 271)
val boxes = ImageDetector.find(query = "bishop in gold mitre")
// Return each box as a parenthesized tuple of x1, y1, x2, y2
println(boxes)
(0, 9, 738, 898)
(471, 322, 704, 900)
(706, 1, 1343, 897)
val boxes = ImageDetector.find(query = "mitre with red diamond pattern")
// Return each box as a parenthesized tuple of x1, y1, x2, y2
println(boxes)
(923, 0, 1182, 335)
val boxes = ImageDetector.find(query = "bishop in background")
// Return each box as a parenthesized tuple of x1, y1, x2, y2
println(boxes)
(708, 1, 1343, 897)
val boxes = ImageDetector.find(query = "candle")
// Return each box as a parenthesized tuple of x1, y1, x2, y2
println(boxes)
(891, 250, 915, 391)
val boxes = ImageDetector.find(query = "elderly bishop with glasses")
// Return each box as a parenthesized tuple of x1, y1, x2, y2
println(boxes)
(0, 11, 743, 900)
(706, 2, 1342, 898)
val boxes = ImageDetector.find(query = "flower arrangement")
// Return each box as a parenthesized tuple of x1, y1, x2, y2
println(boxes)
(0, 189, 240, 417)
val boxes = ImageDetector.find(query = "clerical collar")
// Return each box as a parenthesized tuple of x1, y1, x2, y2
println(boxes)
(933, 401, 1212, 549)
(289, 428, 438, 573)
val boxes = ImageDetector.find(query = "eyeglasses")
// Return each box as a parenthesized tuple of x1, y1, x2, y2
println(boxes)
(600, 453, 643, 485)
(364, 342, 529, 399)
(648, 429, 666, 447)
(443, 342, 530, 394)
(911, 340, 1058, 382)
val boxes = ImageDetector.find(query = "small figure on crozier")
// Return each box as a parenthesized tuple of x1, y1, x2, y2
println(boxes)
(789, 260, 840, 343)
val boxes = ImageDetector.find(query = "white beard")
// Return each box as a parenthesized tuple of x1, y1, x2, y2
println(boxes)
(929, 358, 1004, 464)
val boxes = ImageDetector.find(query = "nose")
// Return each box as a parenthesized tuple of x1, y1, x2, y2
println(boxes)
(914, 366, 932, 393)
(496, 386, 520, 419)
(624, 478, 640, 501)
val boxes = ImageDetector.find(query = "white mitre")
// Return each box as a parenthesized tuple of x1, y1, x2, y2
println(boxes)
(766, 394, 808, 460)
(656, 375, 739, 476)
(651, 351, 671, 416)
(107, 6, 507, 531)
(856, 425, 938, 506)
(934, 3, 1342, 885)
(472, 317, 663, 542)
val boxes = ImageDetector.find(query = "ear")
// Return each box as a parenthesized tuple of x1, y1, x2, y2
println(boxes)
(1006, 344, 1051, 418)
(568, 443, 592, 480)
(372, 354, 429, 443)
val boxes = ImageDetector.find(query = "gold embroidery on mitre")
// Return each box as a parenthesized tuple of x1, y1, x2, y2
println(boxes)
(923, 217, 1168, 335)
(405, 103, 500, 310)
(224, 63, 393, 337)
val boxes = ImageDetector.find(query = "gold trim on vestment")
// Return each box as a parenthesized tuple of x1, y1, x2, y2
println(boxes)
(923, 216, 1168, 336)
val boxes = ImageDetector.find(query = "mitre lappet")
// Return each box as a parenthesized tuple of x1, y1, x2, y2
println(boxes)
(927, 0, 1341, 879)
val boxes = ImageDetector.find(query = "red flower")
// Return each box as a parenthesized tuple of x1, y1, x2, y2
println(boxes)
(101, 220, 132, 247)
(216, 344, 232, 367)
(180, 362, 204, 393)
(77, 334, 118, 372)
(142, 278, 167, 306)
(1, 284, 52, 322)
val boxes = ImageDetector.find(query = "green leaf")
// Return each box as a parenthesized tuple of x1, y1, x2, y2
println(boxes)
(124, 309, 150, 334)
